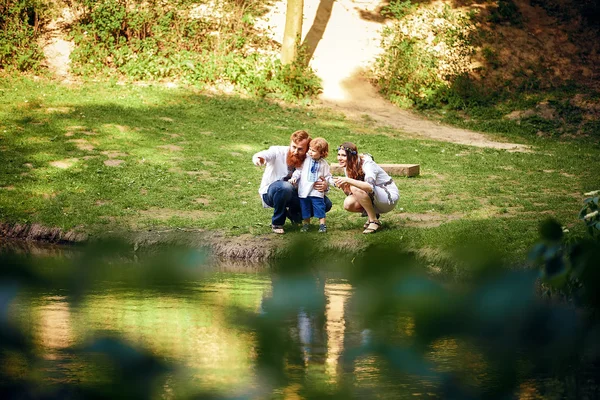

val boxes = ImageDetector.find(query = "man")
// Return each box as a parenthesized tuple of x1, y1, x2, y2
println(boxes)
(252, 130, 332, 234)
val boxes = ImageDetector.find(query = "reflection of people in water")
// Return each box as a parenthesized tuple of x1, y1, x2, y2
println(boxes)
(258, 271, 328, 369)
(297, 307, 327, 364)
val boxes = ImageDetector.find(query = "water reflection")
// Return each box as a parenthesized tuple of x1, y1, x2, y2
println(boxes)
(36, 297, 74, 353)
(324, 282, 351, 381)
(8, 279, 488, 397)
(3, 240, 598, 399)
(16, 272, 443, 397)
(20, 277, 269, 394)
(16, 270, 361, 396)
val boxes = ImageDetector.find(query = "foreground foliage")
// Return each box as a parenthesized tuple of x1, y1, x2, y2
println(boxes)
(1, 219, 599, 398)
(531, 191, 600, 314)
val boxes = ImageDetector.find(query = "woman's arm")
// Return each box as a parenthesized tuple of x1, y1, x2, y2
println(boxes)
(333, 176, 373, 193)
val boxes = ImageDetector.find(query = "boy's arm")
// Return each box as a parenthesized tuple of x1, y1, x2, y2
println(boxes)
(289, 168, 302, 184)
(322, 162, 335, 187)
(316, 162, 332, 193)
(291, 168, 301, 180)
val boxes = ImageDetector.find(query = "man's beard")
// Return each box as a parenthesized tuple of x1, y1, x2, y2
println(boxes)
(287, 151, 305, 169)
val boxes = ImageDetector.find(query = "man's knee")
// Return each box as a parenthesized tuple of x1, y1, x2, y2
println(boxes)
(281, 182, 295, 195)
(324, 196, 332, 213)
(268, 182, 298, 212)
(270, 181, 295, 198)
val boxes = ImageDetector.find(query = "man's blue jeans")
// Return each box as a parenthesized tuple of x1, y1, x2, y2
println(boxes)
(262, 180, 332, 226)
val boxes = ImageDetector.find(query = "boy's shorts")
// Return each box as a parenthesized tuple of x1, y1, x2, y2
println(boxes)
(300, 196, 326, 219)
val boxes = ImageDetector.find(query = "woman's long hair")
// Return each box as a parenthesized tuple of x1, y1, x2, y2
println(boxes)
(339, 142, 364, 181)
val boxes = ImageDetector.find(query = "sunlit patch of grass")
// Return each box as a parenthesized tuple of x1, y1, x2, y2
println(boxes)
(24, 137, 52, 144)
(0, 78, 599, 261)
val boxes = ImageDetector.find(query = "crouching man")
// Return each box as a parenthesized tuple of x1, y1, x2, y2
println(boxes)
(252, 130, 332, 234)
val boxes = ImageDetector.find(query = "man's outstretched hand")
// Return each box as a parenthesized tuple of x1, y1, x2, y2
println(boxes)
(252, 156, 265, 166)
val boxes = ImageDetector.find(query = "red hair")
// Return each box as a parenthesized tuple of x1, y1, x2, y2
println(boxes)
(290, 130, 311, 143)
(310, 137, 329, 158)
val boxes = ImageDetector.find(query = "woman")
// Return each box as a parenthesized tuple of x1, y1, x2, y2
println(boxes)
(334, 142, 400, 234)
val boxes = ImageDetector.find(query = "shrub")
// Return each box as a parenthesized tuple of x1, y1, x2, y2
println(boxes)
(488, 0, 523, 26)
(273, 60, 322, 99)
(0, 0, 48, 72)
(530, 192, 600, 315)
(374, 2, 478, 109)
(67, 0, 321, 100)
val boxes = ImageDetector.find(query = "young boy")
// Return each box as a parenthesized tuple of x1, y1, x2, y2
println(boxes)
(289, 137, 335, 233)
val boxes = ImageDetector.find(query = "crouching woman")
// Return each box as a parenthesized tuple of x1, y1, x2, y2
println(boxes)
(334, 142, 400, 234)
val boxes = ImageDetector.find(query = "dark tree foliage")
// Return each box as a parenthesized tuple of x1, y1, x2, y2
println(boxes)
(0, 0, 46, 71)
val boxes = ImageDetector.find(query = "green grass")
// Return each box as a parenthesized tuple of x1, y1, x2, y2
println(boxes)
(1, 77, 599, 265)
(422, 85, 600, 143)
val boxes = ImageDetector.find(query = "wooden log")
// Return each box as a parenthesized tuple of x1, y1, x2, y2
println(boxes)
(330, 163, 420, 177)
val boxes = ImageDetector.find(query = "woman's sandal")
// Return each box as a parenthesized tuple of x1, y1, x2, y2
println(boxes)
(363, 221, 381, 234)
(271, 225, 285, 234)
(363, 214, 381, 228)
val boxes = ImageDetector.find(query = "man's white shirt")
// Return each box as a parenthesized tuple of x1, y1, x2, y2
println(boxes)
(252, 146, 289, 207)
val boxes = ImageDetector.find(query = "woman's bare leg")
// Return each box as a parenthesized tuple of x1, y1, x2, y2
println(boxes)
(343, 195, 363, 213)
(346, 187, 379, 222)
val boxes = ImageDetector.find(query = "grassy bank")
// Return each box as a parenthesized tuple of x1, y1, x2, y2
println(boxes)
(1, 77, 599, 266)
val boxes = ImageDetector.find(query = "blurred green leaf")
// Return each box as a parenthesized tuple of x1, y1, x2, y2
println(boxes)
(539, 218, 563, 242)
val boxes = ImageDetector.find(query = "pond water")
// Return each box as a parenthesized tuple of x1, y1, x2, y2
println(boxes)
(1, 241, 596, 399)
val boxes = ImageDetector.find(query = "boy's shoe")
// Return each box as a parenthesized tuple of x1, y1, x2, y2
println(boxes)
(301, 223, 310, 232)
(318, 224, 327, 233)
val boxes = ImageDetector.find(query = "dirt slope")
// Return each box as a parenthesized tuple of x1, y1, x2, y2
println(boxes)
(257, 0, 530, 150)
(38, 7, 75, 80)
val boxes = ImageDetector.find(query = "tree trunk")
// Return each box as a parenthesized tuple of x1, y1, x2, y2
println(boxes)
(281, 0, 304, 65)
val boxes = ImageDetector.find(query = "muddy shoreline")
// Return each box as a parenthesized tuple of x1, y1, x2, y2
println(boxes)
(0, 222, 279, 262)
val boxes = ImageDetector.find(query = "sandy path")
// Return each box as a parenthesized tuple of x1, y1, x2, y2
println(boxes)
(38, 8, 76, 80)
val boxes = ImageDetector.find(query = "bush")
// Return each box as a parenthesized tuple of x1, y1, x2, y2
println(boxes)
(488, 0, 523, 26)
(374, 2, 478, 109)
(0, 0, 48, 72)
(530, 192, 600, 315)
(68, 0, 321, 100)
